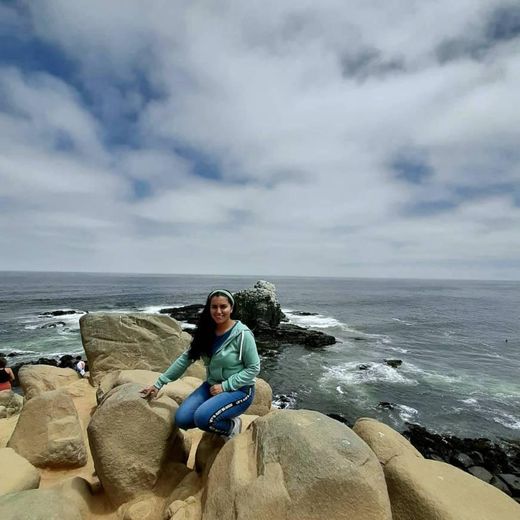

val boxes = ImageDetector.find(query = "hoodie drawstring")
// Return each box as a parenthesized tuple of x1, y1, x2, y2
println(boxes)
(239, 331, 244, 361)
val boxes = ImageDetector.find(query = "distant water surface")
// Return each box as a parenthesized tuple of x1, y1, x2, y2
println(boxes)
(1, 271, 519, 440)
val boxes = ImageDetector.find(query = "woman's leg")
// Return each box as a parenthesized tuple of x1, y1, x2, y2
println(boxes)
(174, 382, 212, 430)
(193, 386, 255, 435)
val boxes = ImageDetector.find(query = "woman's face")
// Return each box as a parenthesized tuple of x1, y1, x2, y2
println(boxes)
(210, 295, 233, 326)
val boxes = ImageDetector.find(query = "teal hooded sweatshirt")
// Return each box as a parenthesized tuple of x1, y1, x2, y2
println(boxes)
(153, 320, 260, 392)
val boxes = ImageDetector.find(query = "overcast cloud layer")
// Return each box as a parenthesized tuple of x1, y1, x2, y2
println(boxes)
(1, 1, 519, 279)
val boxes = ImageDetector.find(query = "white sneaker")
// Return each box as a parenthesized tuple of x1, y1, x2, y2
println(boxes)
(225, 416, 242, 442)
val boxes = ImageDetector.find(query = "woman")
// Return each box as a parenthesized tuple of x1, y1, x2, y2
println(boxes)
(0, 357, 15, 391)
(141, 289, 260, 440)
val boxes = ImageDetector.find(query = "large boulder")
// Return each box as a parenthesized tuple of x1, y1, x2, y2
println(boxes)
(0, 476, 93, 520)
(385, 455, 520, 519)
(353, 417, 423, 465)
(164, 471, 203, 515)
(8, 389, 87, 468)
(79, 313, 200, 385)
(246, 377, 272, 416)
(87, 382, 187, 507)
(0, 448, 40, 496)
(233, 281, 284, 329)
(97, 369, 163, 403)
(0, 415, 19, 448)
(0, 390, 23, 418)
(203, 409, 392, 520)
(17, 365, 79, 400)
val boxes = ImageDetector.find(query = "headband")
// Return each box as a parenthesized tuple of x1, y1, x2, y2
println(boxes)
(208, 289, 235, 306)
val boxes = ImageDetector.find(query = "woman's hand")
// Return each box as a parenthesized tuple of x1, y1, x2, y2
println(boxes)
(140, 386, 158, 400)
(210, 384, 223, 396)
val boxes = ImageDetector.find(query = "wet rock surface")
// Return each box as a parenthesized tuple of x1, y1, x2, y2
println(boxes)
(159, 304, 203, 324)
(252, 319, 336, 348)
(39, 310, 85, 317)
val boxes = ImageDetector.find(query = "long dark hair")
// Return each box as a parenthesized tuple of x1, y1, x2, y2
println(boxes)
(188, 290, 236, 360)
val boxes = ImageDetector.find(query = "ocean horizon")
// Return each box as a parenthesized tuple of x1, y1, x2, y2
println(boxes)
(2, 269, 520, 283)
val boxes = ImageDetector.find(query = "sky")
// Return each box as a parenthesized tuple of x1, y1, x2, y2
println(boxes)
(0, 1, 519, 279)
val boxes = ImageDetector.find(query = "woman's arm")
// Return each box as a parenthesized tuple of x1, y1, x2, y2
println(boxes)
(7, 368, 15, 381)
(221, 332, 260, 392)
(141, 350, 195, 399)
(153, 350, 194, 390)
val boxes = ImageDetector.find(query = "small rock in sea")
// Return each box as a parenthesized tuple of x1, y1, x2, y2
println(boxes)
(378, 401, 396, 410)
(291, 311, 318, 316)
(352, 337, 366, 341)
(7, 352, 20, 357)
(358, 364, 371, 370)
(273, 393, 297, 409)
(450, 452, 475, 469)
(160, 304, 204, 324)
(497, 474, 520, 496)
(40, 310, 83, 317)
(40, 321, 66, 329)
(258, 348, 279, 359)
(468, 466, 493, 483)
(469, 450, 485, 466)
(490, 476, 513, 496)
(384, 359, 402, 368)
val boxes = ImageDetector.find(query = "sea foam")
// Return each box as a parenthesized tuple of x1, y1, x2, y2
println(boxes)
(321, 361, 417, 386)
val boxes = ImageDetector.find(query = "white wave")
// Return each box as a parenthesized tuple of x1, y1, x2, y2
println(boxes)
(181, 322, 196, 330)
(396, 404, 418, 422)
(320, 362, 417, 386)
(370, 334, 394, 346)
(272, 393, 297, 409)
(1, 349, 39, 355)
(481, 352, 504, 359)
(392, 318, 413, 326)
(493, 412, 520, 430)
(139, 304, 184, 314)
(37, 350, 85, 359)
(403, 364, 462, 384)
(461, 398, 478, 405)
(283, 310, 345, 329)
(336, 386, 344, 394)
(24, 311, 83, 331)
(56, 327, 79, 336)
(384, 346, 409, 354)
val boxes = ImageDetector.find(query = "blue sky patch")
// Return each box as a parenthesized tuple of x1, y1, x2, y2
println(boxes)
(0, 21, 77, 81)
(174, 146, 223, 181)
(391, 152, 433, 184)
(131, 179, 153, 200)
(486, 4, 520, 42)
(404, 199, 457, 217)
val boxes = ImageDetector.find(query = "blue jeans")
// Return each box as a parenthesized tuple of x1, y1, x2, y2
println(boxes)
(175, 382, 255, 435)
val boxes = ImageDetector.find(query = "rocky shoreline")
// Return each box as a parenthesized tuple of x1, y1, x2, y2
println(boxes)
(4, 352, 520, 501)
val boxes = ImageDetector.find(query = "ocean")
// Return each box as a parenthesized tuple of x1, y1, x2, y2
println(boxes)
(1, 271, 519, 441)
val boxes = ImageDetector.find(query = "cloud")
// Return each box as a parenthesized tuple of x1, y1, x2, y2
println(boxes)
(0, 0, 519, 278)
